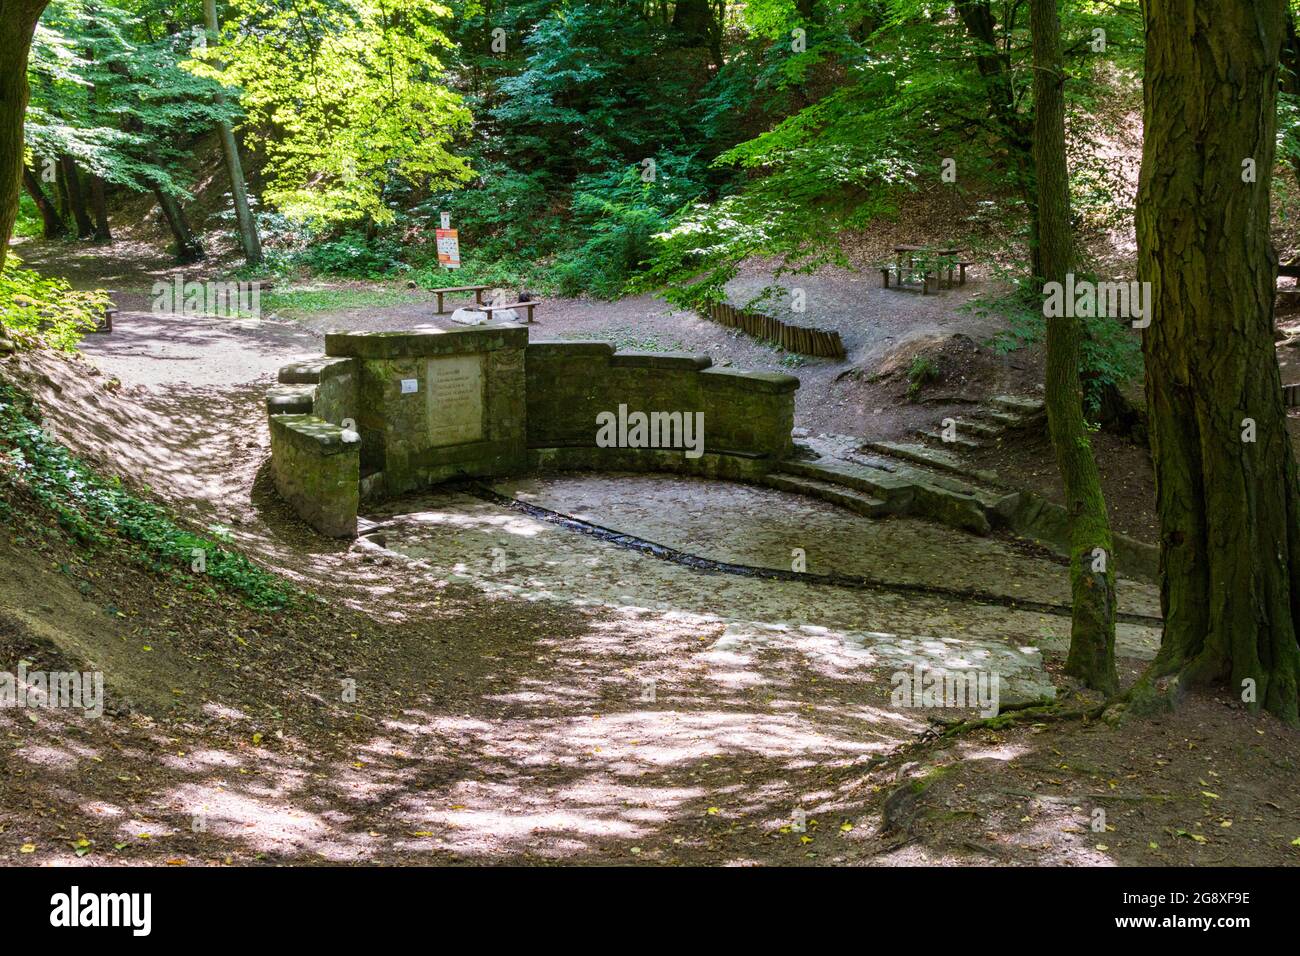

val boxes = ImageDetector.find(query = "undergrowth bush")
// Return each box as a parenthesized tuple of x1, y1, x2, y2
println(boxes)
(0, 382, 292, 610)
(0, 256, 107, 351)
(979, 278, 1143, 415)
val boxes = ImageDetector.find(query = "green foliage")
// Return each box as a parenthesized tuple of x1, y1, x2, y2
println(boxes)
(0, 255, 107, 351)
(291, 232, 409, 279)
(14, 195, 43, 239)
(906, 355, 939, 400)
(202, 0, 473, 224)
(555, 158, 708, 298)
(27, 0, 238, 198)
(408, 255, 554, 296)
(0, 382, 292, 610)
(982, 283, 1142, 414)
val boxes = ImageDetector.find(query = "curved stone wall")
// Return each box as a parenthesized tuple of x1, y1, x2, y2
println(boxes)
(266, 327, 800, 536)
(524, 341, 798, 474)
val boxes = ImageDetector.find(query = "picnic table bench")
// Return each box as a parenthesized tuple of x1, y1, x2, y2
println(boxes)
(881, 245, 973, 294)
(480, 300, 539, 324)
(431, 284, 490, 314)
(93, 291, 117, 333)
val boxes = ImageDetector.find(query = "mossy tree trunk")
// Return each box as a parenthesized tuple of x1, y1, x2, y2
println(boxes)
(0, 0, 51, 270)
(202, 0, 262, 266)
(1136, 0, 1300, 723)
(22, 164, 66, 239)
(1031, 0, 1117, 694)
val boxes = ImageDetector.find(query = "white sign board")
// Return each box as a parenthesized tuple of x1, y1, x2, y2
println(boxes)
(401, 378, 419, 394)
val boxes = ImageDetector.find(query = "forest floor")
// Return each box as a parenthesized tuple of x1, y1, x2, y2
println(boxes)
(2, 236, 1299, 867)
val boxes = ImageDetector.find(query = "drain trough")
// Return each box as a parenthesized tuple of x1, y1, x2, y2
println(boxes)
(460, 482, 1163, 627)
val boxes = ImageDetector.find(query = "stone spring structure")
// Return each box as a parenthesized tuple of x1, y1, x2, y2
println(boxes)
(262, 322, 1160, 583)
(266, 324, 800, 536)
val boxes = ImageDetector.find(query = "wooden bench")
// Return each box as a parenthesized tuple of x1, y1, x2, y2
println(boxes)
(92, 291, 117, 333)
(480, 300, 539, 324)
(882, 263, 938, 294)
(884, 245, 971, 293)
(431, 284, 490, 314)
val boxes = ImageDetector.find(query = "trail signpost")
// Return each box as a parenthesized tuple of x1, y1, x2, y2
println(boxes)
(436, 212, 460, 269)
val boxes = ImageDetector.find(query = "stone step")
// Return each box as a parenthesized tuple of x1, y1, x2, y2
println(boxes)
(916, 428, 982, 449)
(863, 441, 1000, 486)
(971, 408, 1040, 429)
(761, 472, 891, 518)
(953, 416, 1002, 439)
(990, 394, 1046, 414)
(776, 457, 909, 500)
(781, 448, 995, 535)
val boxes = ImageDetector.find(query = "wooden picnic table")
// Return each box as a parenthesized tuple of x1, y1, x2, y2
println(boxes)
(431, 284, 490, 314)
(886, 245, 972, 293)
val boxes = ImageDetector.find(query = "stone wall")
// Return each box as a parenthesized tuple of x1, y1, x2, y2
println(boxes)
(269, 357, 357, 426)
(524, 341, 798, 469)
(323, 327, 528, 498)
(266, 326, 799, 536)
(268, 414, 360, 538)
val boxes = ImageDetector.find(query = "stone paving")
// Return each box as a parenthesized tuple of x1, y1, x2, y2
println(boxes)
(364, 475, 1165, 708)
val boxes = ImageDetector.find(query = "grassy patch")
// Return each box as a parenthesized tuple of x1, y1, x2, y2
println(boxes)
(906, 355, 940, 400)
(0, 381, 293, 610)
(260, 286, 428, 318)
(558, 326, 686, 353)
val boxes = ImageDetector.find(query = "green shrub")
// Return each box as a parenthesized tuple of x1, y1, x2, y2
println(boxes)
(906, 355, 940, 400)
(0, 256, 107, 351)
(982, 278, 1142, 415)
(0, 382, 292, 610)
(292, 231, 408, 278)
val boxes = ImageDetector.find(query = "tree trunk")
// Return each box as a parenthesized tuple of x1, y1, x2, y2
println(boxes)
(22, 164, 67, 238)
(153, 187, 205, 263)
(671, 0, 713, 46)
(54, 161, 70, 220)
(59, 155, 95, 239)
(956, 1, 1039, 277)
(202, 0, 262, 266)
(0, 0, 50, 270)
(1135, 0, 1300, 724)
(85, 50, 112, 243)
(1031, 0, 1118, 694)
(89, 173, 111, 242)
(1284, 8, 1300, 180)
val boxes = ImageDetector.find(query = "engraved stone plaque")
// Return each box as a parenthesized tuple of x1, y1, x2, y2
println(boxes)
(425, 354, 484, 447)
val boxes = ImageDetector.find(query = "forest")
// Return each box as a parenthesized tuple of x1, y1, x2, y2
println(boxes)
(0, 0, 1298, 889)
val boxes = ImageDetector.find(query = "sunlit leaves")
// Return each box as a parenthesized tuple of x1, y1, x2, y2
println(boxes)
(0, 254, 107, 352)
(200, 0, 473, 224)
